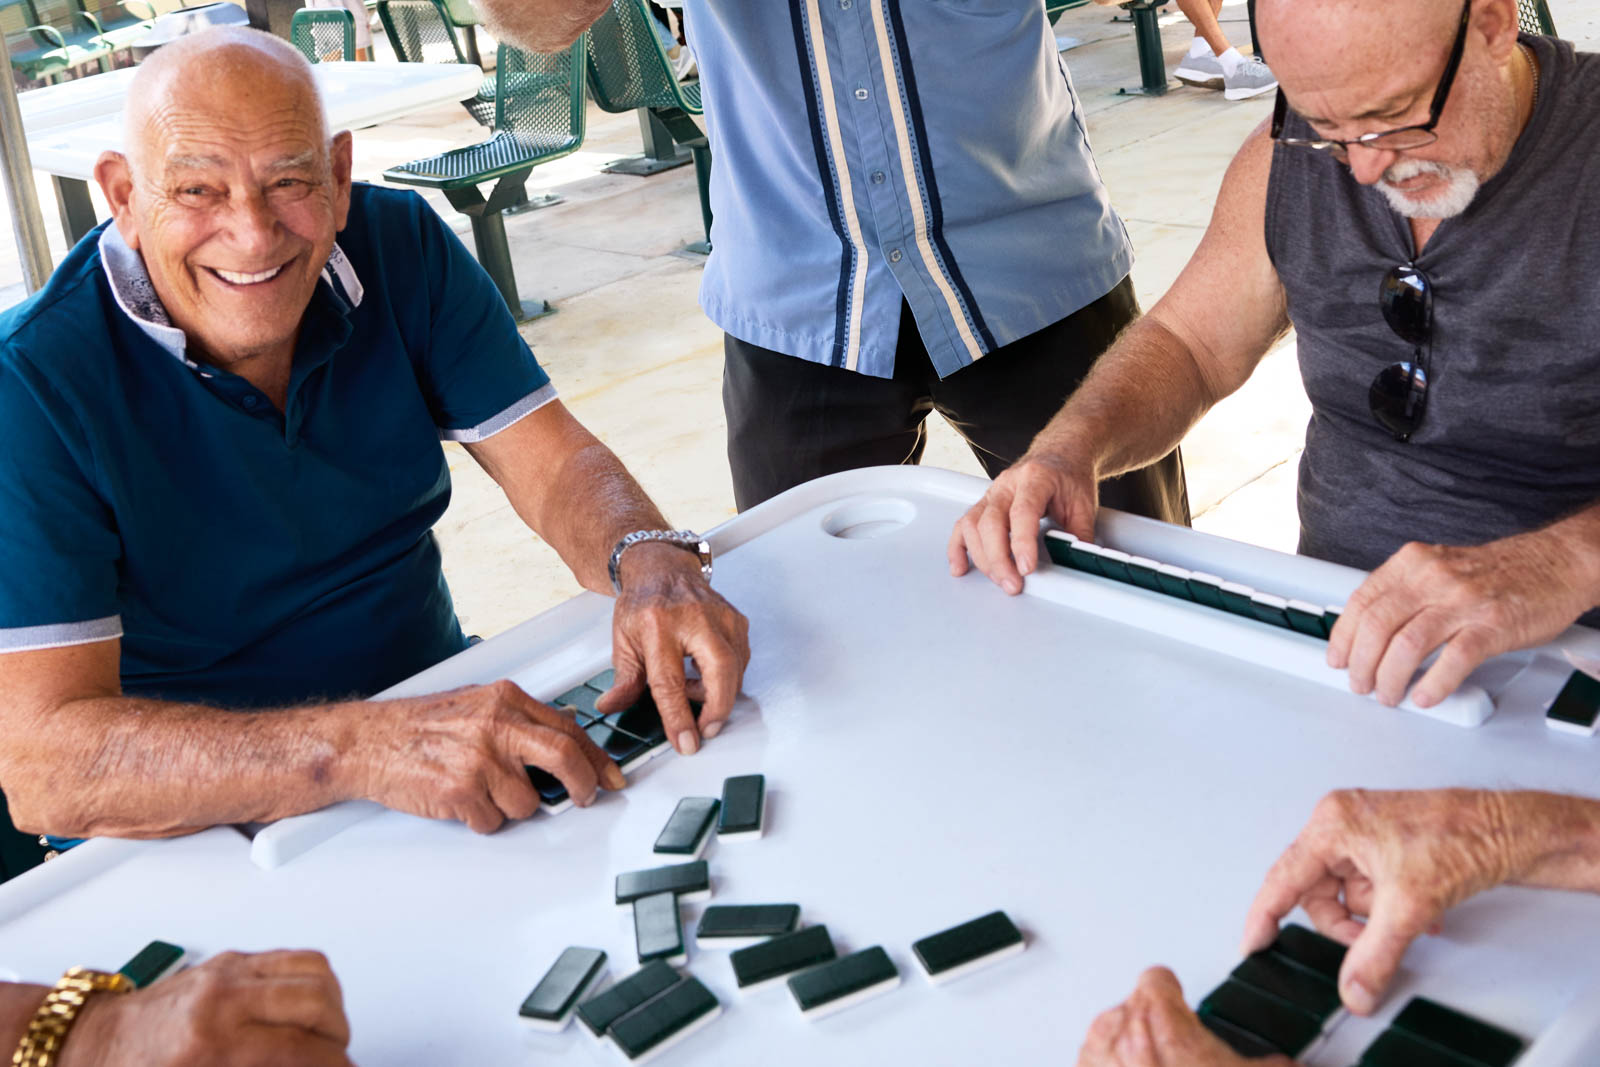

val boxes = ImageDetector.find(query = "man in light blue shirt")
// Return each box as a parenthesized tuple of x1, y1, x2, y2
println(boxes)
(486, 0, 1187, 516)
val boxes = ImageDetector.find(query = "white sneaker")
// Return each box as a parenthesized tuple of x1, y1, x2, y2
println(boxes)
(1223, 57, 1278, 100)
(1174, 51, 1224, 90)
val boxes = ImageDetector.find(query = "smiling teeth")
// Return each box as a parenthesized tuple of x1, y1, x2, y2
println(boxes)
(214, 265, 283, 285)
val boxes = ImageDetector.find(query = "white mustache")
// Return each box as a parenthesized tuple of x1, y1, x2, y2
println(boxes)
(1382, 159, 1455, 185)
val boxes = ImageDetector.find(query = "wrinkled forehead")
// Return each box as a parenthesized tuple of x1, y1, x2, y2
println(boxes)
(129, 58, 328, 177)
(1259, 0, 1463, 113)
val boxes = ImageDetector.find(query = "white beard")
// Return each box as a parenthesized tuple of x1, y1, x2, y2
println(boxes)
(1377, 158, 1482, 219)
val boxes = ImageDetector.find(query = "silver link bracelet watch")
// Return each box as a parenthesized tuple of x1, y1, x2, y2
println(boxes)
(608, 530, 714, 594)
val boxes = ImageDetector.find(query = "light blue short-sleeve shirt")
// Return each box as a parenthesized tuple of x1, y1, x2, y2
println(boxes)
(687, 0, 1134, 379)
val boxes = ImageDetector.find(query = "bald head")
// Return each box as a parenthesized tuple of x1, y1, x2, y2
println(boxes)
(124, 27, 326, 173)
(1257, 0, 1468, 93)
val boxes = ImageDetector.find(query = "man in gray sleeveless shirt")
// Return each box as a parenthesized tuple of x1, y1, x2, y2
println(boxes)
(951, 0, 1599, 719)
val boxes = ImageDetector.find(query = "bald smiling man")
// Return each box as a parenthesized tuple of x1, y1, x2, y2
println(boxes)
(951, 0, 1600, 711)
(0, 29, 748, 874)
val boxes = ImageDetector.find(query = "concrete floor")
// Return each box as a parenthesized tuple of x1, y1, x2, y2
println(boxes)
(1, 0, 1595, 639)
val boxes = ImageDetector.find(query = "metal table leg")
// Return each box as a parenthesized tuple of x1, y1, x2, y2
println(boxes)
(52, 175, 100, 246)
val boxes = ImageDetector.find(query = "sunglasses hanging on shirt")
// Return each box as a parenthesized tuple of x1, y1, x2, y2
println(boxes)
(1372, 264, 1434, 442)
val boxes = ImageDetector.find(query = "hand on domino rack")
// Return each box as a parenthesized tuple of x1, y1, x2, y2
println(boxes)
(60, 951, 353, 1067)
(605, 541, 751, 756)
(1238, 788, 1600, 1017)
(1076, 967, 1287, 1067)
(350, 680, 625, 832)
(1326, 529, 1598, 708)
(948, 446, 1100, 596)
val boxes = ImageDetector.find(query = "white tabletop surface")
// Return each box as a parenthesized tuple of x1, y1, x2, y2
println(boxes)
(23, 62, 483, 181)
(1, 466, 1597, 1066)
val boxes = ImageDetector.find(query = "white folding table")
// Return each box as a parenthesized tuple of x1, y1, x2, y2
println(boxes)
(19, 61, 483, 244)
(1, 466, 1597, 1066)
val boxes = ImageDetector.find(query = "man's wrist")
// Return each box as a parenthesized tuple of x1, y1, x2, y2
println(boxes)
(1501, 790, 1600, 891)
(615, 541, 708, 592)
(1546, 508, 1600, 611)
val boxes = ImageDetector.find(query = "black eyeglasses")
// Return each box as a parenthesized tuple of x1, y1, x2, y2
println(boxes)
(1372, 264, 1433, 441)
(1271, 0, 1472, 162)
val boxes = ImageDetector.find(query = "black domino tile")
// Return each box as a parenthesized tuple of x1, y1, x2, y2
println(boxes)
(1043, 534, 1076, 568)
(1199, 980, 1322, 1057)
(118, 940, 184, 988)
(911, 911, 1024, 977)
(588, 668, 617, 691)
(730, 925, 836, 988)
(1154, 567, 1196, 601)
(1230, 950, 1342, 1019)
(1249, 594, 1292, 629)
(1392, 997, 1525, 1067)
(1093, 550, 1134, 583)
(787, 946, 898, 1014)
(1123, 557, 1164, 592)
(1199, 1012, 1285, 1059)
(615, 861, 710, 905)
(1217, 584, 1259, 618)
(520, 947, 606, 1024)
(1064, 541, 1107, 577)
(717, 775, 765, 836)
(586, 720, 653, 766)
(633, 891, 684, 964)
(608, 976, 719, 1060)
(577, 960, 679, 1036)
(697, 905, 800, 941)
(1186, 574, 1228, 611)
(1359, 1028, 1482, 1067)
(1285, 601, 1331, 638)
(655, 797, 720, 855)
(526, 766, 569, 807)
(1268, 924, 1347, 984)
(1547, 669, 1600, 731)
(554, 685, 602, 716)
(1323, 608, 1342, 634)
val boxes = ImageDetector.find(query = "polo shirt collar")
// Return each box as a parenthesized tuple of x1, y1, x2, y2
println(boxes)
(97, 224, 366, 369)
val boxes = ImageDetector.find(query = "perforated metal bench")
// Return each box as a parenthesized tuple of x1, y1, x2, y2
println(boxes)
(384, 36, 587, 323)
(290, 5, 353, 62)
(586, 0, 710, 251)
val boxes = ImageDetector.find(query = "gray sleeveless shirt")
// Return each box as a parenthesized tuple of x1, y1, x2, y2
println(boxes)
(1265, 35, 1600, 602)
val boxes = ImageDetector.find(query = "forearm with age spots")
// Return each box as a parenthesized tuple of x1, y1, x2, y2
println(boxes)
(1500, 791, 1600, 894)
(1030, 316, 1224, 480)
(504, 0, 612, 51)
(532, 441, 673, 595)
(1, 697, 355, 838)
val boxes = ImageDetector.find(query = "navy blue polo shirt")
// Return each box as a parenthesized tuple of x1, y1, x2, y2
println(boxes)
(0, 183, 554, 708)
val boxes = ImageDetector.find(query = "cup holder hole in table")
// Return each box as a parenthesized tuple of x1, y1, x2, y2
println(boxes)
(820, 497, 917, 540)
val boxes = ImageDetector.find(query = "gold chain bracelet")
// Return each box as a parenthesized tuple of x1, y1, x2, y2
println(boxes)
(11, 967, 131, 1067)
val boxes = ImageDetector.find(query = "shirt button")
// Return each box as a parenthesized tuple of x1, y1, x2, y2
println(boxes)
(871, 170, 886, 184)
(888, 248, 903, 263)
(854, 87, 869, 100)
(839, 0, 851, 7)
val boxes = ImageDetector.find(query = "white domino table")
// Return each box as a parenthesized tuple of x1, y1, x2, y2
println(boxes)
(2, 466, 1599, 1066)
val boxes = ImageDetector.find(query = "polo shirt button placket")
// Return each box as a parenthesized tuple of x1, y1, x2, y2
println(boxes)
(888, 248, 903, 264)
(871, 170, 886, 185)
(854, 87, 869, 101)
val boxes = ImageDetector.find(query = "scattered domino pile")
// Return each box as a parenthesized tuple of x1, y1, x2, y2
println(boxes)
(1195, 924, 1525, 1065)
(514, 672, 1034, 1060)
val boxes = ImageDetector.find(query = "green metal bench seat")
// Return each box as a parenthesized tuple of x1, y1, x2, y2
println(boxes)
(1045, 0, 1173, 96)
(73, 0, 149, 49)
(291, 6, 354, 62)
(585, 0, 710, 250)
(384, 36, 587, 323)
(376, 0, 493, 126)
(3, 0, 110, 83)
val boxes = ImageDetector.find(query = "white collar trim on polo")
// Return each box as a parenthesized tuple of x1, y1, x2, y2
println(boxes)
(97, 224, 366, 372)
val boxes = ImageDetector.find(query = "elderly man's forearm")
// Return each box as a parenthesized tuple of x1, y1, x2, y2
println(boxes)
(1, 697, 359, 837)
(1032, 316, 1221, 478)
(537, 441, 678, 595)
(1504, 791, 1600, 893)
(492, 0, 611, 50)
(1544, 503, 1600, 612)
